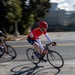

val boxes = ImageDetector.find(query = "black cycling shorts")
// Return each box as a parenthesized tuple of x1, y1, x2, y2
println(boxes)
(27, 37, 36, 45)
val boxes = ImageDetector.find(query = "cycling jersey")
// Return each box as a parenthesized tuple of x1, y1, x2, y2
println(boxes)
(28, 28, 46, 39)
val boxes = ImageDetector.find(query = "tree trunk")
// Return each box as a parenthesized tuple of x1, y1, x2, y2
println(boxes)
(14, 21, 20, 37)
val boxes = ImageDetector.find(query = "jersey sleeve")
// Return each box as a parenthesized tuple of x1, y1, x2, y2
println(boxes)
(44, 33, 52, 43)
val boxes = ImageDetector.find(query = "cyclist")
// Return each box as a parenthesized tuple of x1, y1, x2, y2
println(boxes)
(0, 31, 7, 49)
(27, 21, 56, 57)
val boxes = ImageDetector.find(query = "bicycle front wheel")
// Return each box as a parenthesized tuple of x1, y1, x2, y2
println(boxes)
(0, 47, 4, 58)
(7, 45, 17, 59)
(26, 48, 40, 64)
(47, 50, 64, 68)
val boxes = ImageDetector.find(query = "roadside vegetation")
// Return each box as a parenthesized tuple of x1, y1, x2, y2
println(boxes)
(0, 0, 51, 35)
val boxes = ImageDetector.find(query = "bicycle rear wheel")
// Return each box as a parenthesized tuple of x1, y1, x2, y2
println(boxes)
(47, 50, 64, 68)
(7, 45, 17, 59)
(0, 47, 4, 58)
(26, 48, 40, 64)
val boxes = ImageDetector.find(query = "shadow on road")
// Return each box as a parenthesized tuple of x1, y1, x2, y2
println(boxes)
(0, 55, 16, 63)
(10, 63, 60, 75)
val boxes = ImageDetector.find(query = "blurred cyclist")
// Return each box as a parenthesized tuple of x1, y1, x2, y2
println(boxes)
(27, 21, 56, 57)
(0, 31, 7, 48)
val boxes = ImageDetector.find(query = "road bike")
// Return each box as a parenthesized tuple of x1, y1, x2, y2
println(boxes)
(26, 42, 64, 68)
(0, 38, 17, 59)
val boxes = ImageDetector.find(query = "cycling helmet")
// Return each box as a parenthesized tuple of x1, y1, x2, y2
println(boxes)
(39, 21, 48, 28)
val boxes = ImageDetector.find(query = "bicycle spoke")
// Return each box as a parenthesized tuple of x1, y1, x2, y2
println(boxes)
(50, 53, 56, 61)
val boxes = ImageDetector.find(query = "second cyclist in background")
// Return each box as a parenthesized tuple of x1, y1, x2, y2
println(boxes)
(0, 31, 7, 49)
(0, 30, 10, 53)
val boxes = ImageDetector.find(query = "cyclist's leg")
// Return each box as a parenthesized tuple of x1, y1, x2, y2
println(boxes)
(27, 37, 42, 54)
(33, 42, 42, 54)
(33, 42, 47, 62)
(33, 42, 48, 55)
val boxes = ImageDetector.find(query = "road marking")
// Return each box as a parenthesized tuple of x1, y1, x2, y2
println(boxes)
(57, 44, 75, 46)
(12, 44, 75, 48)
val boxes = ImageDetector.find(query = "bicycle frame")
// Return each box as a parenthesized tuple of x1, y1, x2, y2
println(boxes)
(39, 42, 56, 61)
(26, 42, 64, 68)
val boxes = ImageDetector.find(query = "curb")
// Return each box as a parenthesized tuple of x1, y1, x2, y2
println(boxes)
(15, 36, 26, 41)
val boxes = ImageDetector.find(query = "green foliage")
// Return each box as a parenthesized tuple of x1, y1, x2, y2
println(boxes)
(21, 0, 51, 34)
(6, 0, 22, 22)
(28, 14, 35, 26)
(0, 0, 51, 34)
(29, 0, 51, 19)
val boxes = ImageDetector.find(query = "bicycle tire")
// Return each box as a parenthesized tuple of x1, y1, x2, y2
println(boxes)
(47, 50, 64, 68)
(0, 47, 4, 58)
(26, 48, 40, 64)
(7, 45, 17, 59)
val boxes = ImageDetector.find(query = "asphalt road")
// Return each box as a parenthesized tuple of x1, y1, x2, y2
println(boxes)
(4, 40, 75, 61)
(0, 40, 75, 75)
(1, 32, 75, 75)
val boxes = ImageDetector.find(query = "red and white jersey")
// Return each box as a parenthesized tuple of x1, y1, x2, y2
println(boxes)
(28, 27, 46, 40)
(27, 27, 52, 51)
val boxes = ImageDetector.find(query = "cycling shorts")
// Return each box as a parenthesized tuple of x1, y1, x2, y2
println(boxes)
(27, 37, 36, 45)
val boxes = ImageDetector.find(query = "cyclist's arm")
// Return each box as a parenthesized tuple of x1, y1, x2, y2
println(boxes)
(35, 39, 44, 51)
(3, 35, 7, 38)
(44, 33, 52, 43)
(1, 33, 7, 38)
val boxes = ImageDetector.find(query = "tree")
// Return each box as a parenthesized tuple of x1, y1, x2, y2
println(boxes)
(0, 0, 51, 34)
(6, 0, 22, 36)
(20, 0, 51, 34)
(0, 0, 8, 33)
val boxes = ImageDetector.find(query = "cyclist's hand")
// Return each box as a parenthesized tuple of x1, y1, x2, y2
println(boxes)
(52, 42, 56, 46)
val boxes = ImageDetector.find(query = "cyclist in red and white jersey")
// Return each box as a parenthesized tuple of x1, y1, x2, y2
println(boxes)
(27, 21, 56, 57)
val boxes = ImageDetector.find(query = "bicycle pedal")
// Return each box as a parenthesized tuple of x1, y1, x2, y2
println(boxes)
(43, 59, 47, 62)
